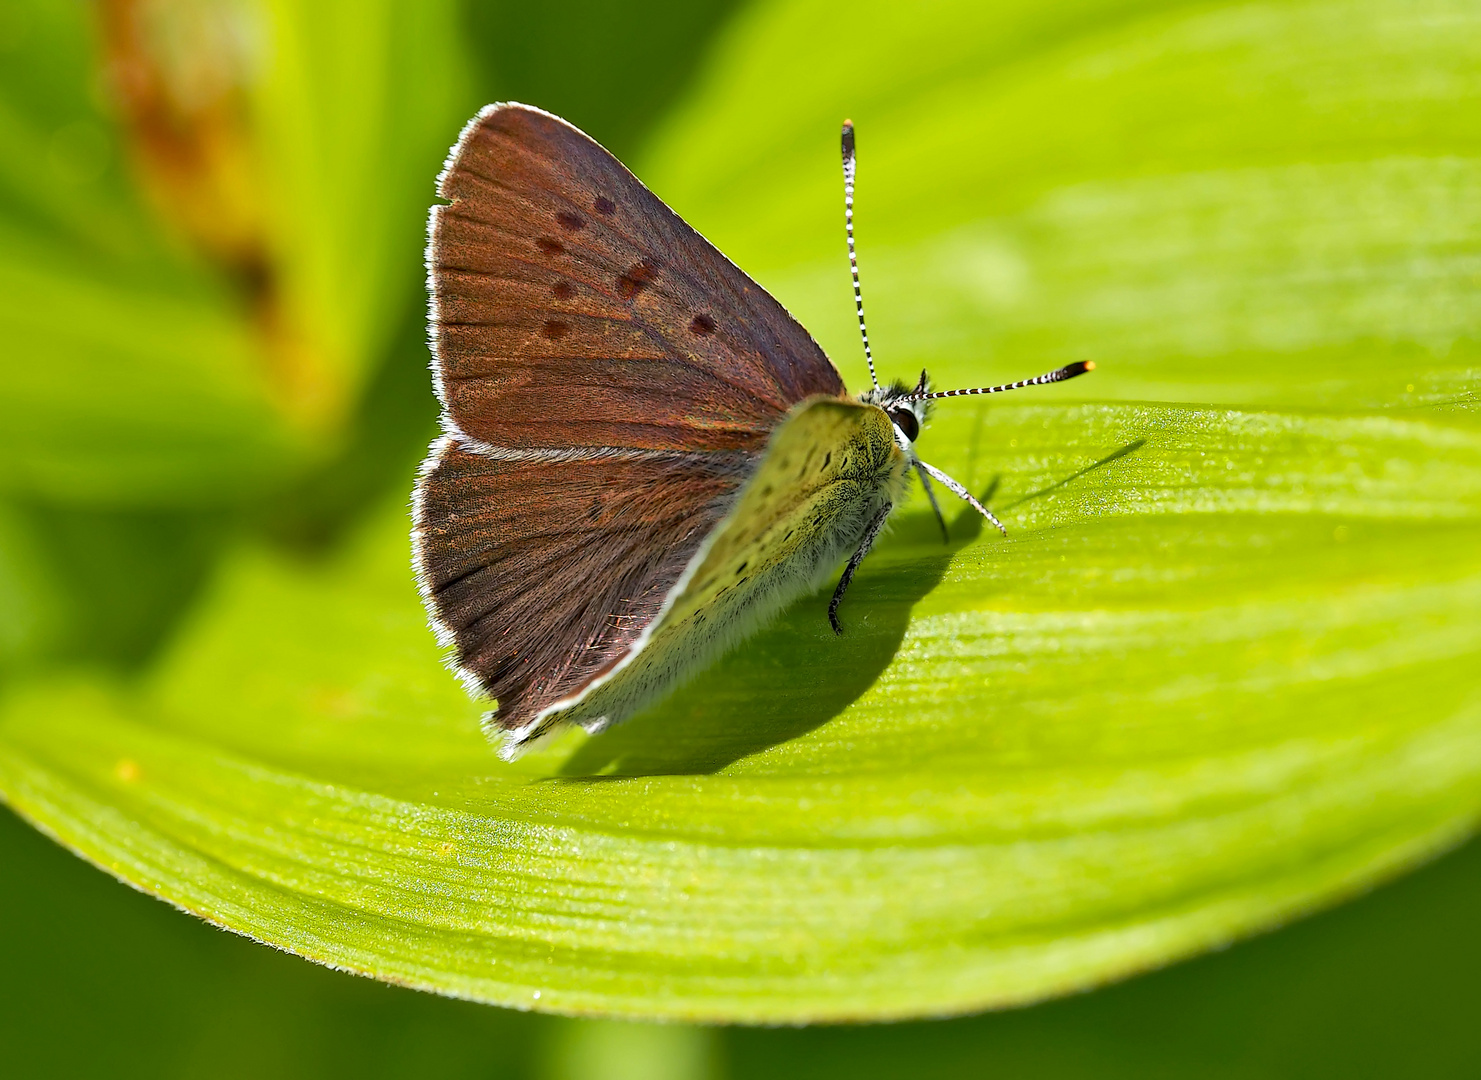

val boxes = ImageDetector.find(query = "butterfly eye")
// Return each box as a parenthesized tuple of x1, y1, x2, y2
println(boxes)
(887, 406, 919, 442)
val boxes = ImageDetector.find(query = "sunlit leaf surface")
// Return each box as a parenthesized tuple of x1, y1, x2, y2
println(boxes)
(646, 0, 1481, 415)
(0, 0, 465, 504)
(2, 0, 1479, 1022)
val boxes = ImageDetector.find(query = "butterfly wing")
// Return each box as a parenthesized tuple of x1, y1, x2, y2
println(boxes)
(413, 439, 750, 737)
(417, 103, 847, 745)
(507, 398, 908, 754)
(429, 103, 844, 453)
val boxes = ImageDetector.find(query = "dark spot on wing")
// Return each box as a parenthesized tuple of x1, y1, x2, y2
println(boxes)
(551, 280, 573, 300)
(594, 196, 616, 215)
(736, 561, 748, 573)
(690, 313, 716, 336)
(536, 237, 564, 256)
(556, 211, 585, 231)
(617, 258, 659, 300)
(541, 319, 570, 340)
(822, 452, 832, 469)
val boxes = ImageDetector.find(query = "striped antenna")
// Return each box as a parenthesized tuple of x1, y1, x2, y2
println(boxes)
(906, 360, 1095, 402)
(841, 120, 880, 391)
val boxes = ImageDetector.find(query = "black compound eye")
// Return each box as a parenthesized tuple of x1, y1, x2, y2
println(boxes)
(887, 407, 919, 442)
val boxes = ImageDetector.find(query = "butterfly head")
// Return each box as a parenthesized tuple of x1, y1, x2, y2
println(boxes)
(863, 369, 932, 444)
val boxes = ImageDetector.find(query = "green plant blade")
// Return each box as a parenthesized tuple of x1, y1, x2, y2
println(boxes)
(0, 234, 307, 506)
(2, 401, 1479, 1021)
(3, 0, 1480, 1024)
(643, 0, 1481, 415)
(251, 0, 468, 417)
(0, 0, 468, 507)
(0, 0, 306, 505)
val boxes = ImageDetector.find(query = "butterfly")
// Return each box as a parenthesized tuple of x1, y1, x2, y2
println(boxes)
(412, 104, 1093, 759)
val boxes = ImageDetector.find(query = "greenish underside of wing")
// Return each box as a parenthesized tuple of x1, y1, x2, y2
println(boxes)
(668, 397, 898, 624)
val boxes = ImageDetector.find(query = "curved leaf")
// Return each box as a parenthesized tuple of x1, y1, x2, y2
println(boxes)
(2, 0, 1480, 1023)
(3, 400, 1479, 1020)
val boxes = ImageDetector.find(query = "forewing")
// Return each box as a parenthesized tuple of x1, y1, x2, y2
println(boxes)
(413, 437, 748, 731)
(429, 102, 846, 453)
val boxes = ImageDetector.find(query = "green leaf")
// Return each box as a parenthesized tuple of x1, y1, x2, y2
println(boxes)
(2, 0, 1480, 1023)
(251, 0, 469, 416)
(3, 400, 1479, 1020)
(0, 500, 64, 671)
(0, 231, 308, 506)
(0, 0, 468, 506)
(0, 0, 306, 505)
(642, 0, 1481, 415)
(463, 0, 745, 161)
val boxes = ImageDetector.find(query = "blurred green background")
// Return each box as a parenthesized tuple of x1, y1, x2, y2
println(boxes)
(2, 0, 1478, 1074)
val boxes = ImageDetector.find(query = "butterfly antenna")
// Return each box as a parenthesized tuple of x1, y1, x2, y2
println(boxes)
(841, 120, 880, 391)
(906, 360, 1095, 402)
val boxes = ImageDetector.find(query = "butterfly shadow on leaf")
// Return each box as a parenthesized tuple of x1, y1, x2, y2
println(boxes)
(554, 492, 998, 779)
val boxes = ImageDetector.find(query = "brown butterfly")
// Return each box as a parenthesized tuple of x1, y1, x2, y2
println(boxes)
(413, 104, 1092, 758)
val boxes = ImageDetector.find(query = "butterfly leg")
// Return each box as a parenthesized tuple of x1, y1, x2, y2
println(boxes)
(829, 502, 893, 636)
(916, 460, 1008, 536)
(914, 462, 949, 543)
